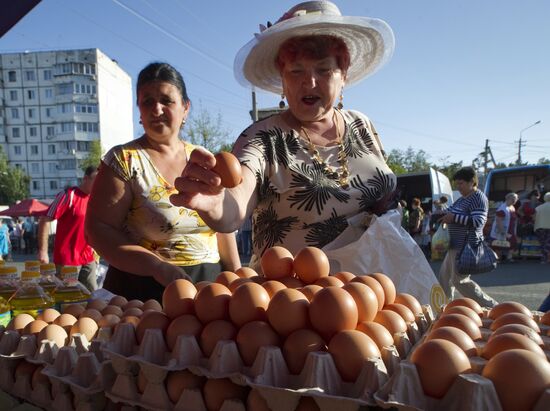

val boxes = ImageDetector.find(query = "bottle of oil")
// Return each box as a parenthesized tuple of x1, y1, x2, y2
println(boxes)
(52, 266, 92, 312)
(0, 266, 20, 301)
(25, 260, 41, 272)
(10, 270, 55, 317)
(39, 263, 63, 295)
(0, 296, 11, 327)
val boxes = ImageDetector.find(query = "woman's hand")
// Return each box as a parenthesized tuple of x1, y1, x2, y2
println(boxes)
(153, 262, 192, 286)
(439, 212, 455, 224)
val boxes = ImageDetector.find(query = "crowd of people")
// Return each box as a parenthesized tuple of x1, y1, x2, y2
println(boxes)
(0, 216, 40, 261)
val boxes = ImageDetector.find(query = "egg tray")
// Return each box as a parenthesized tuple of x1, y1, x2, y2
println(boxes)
(0, 389, 43, 411)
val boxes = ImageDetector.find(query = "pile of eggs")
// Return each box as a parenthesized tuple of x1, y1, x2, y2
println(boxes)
(410, 298, 550, 411)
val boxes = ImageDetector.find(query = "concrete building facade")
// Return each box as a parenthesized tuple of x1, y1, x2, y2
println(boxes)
(0, 48, 133, 199)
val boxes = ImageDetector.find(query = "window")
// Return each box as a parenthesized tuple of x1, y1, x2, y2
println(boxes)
(49, 181, 58, 190)
(47, 144, 56, 154)
(76, 122, 98, 132)
(77, 141, 91, 151)
(27, 108, 36, 118)
(30, 145, 39, 155)
(29, 127, 37, 137)
(59, 103, 72, 113)
(46, 126, 55, 137)
(45, 108, 53, 117)
(75, 103, 98, 114)
(57, 83, 72, 95)
(59, 122, 74, 133)
(32, 181, 40, 190)
(74, 83, 96, 95)
(58, 159, 76, 170)
(9, 90, 17, 101)
(43, 70, 52, 81)
(11, 108, 19, 119)
(8, 71, 16, 82)
(24, 70, 36, 81)
(48, 163, 57, 173)
(45, 88, 53, 98)
(12, 127, 20, 138)
(31, 163, 39, 173)
(14, 146, 22, 155)
(27, 89, 36, 99)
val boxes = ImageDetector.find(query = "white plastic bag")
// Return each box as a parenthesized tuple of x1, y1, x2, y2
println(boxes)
(323, 210, 447, 311)
(431, 223, 450, 261)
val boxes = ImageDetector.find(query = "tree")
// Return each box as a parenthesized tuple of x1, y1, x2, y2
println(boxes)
(80, 140, 103, 171)
(537, 157, 550, 165)
(434, 157, 463, 182)
(386, 146, 432, 175)
(184, 104, 230, 153)
(0, 146, 30, 204)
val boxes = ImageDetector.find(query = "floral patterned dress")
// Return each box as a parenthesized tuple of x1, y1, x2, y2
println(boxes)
(233, 109, 397, 269)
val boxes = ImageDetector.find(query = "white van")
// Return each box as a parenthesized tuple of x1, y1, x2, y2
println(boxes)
(396, 167, 454, 211)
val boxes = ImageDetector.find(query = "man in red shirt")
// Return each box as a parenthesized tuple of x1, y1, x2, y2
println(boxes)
(37, 166, 98, 291)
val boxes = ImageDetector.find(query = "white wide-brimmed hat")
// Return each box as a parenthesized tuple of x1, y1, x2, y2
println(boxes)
(234, 1, 395, 95)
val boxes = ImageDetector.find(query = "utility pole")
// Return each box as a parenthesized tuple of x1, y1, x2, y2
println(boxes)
(251, 91, 258, 122)
(483, 139, 489, 176)
(515, 136, 526, 165)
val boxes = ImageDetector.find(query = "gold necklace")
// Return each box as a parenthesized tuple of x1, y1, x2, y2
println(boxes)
(300, 110, 350, 189)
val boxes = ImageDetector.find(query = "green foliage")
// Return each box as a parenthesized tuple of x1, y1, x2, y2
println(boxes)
(386, 147, 431, 175)
(0, 146, 30, 204)
(537, 157, 550, 165)
(80, 140, 103, 171)
(184, 104, 230, 153)
(434, 157, 464, 181)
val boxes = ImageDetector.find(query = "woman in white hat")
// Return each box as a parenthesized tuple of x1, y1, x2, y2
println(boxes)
(171, 1, 397, 271)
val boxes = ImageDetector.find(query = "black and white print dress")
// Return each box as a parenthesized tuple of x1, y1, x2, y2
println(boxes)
(233, 109, 397, 265)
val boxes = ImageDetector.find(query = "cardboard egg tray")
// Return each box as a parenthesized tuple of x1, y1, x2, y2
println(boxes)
(375, 308, 550, 410)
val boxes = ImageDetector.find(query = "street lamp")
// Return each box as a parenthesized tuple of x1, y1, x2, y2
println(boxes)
(517, 120, 542, 164)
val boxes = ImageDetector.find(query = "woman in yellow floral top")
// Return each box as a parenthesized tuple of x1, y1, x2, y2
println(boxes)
(85, 62, 240, 301)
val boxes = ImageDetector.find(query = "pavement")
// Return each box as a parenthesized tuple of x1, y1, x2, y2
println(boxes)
(4, 251, 549, 311)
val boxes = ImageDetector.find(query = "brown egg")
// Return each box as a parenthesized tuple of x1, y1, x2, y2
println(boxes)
(203, 378, 248, 411)
(98, 314, 121, 329)
(36, 308, 61, 323)
(333, 271, 356, 284)
(86, 299, 108, 312)
(195, 281, 211, 291)
(109, 295, 128, 307)
(483, 349, 550, 411)
(351, 275, 385, 310)
(215, 271, 240, 287)
(135, 310, 170, 344)
(123, 299, 144, 310)
(118, 315, 140, 329)
(299, 285, 323, 302)
(62, 304, 85, 318)
(200, 319, 237, 357)
(137, 369, 147, 394)
(342, 282, 378, 323)
(328, 330, 381, 382)
(251, 276, 266, 285)
(236, 267, 259, 279)
(143, 298, 163, 312)
(283, 329, 326, 375)
(101, 305, 124, 317)
(228, 277, 252, 292)
(293, 247, 330, 284)
(432, 313, 482, 340)
(394, 293, 423, 315)
(278, 276, 305, 289)
(194, 283, 231, 324)
(295, 397, 320, 411)
(314, 276, 344, 288)
(411, 339, 471, 398)
(441, 305, 482, 327)
(384, 303, 416, 324)
(212, 152, 242, 188)
(165, 370, 205, 404)
(53, 313, 78, 333)
(425, 326, 477, 356)
(7, 313, 35, 333)
(247, 389, 270, 411)
(261, 280, 287, 298)
(490, 323, 544, 346)
(162, 279, 196, 319)
(369, 273, 396, 305)
(309, 287, 358, 340)
(236, 320, 280, 366)
(165, 314, 203, 351)
(490, 312, 540, 332)
(482, 333, 546, 359)
(229, 282, 270, 327)
(445, 298, 483, 315)
(31, 365, 49, 390)
(374, 310, 408, 336)
(356, 321, 394, 350)
(38, 324, 68, 348)
(267, 288, 309, 336)
(70, 317, 99, 341)
(80, 308, 103, 323)
(122, 307, 143, 318)
(489, 301, 532, 320)
(261, 246, 294, 279)
(23, 319, 48, 337)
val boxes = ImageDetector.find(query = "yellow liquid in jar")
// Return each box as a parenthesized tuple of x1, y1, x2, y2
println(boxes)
(0, 296, 11, 327)
(53, 285, 91, 311)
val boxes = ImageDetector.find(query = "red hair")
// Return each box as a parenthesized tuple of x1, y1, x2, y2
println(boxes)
(276, 35, 350, 73)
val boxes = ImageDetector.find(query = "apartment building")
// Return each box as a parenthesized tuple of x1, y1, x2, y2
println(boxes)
(0, 48, 133, 199)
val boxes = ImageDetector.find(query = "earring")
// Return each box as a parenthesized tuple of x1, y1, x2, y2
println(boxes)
(139, 119, 142, 124)
(337, 90, 344, 110)
(180, 119, 186, 129)
(279, 94, 286, 109)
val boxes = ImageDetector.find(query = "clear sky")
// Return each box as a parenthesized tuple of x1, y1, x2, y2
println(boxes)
(1, 0, 549, 167)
